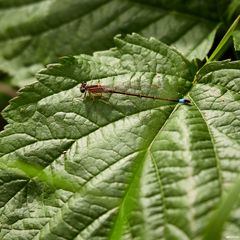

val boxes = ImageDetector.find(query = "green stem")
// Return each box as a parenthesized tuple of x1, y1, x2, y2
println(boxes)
(207, 15, 240, 63)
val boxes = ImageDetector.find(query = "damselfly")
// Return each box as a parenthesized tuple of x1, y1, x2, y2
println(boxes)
(80, 82, 190, 104)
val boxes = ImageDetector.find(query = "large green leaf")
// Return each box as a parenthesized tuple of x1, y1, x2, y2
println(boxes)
(0, 34, 240, 240)
(0, 0, 226, 87)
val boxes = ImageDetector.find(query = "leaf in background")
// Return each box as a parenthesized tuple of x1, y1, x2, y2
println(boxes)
(207, 15, 240, 62)
(227, 0, 240, 21)
(233, 29, 240, 58)
(0, 0, 225, 87)
(0, 33, 240, 239)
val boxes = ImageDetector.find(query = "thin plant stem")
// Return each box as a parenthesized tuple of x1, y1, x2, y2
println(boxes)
(207, 15, 240, 62)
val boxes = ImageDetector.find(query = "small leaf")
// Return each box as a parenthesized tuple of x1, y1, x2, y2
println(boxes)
(233, 29, 240, 58)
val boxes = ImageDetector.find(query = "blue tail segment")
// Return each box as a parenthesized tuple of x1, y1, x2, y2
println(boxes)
(178, 99, 191, 104)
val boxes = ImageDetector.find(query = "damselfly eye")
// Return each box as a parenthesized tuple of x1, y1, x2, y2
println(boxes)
(80, 87, 85, 93)
(80, 83, 86, 93)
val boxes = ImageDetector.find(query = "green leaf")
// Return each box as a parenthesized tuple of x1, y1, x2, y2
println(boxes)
(0, 34, 240, 240)
(204, 175, 240, 240)
(227, 0, 240, 21)
(0, 0, 226, 87)
(233, 29, 240, 59)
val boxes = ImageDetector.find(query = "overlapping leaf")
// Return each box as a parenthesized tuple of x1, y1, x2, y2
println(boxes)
(233, 29, 240, 54)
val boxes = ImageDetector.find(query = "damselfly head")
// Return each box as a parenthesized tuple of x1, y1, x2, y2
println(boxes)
(80, 82, 87, 93)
